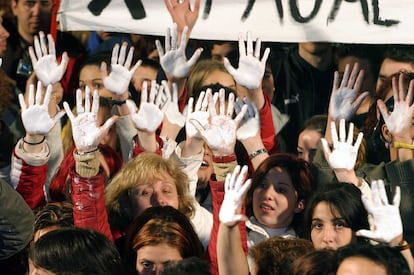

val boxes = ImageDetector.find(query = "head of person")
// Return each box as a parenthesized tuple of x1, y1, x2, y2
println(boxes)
(377, 45, 414, 92)
(297, 114, 327, 163)
(304, 183, 369, 250)
(365, 71, 414, 164)
(298, 42, 333, 56)
(0, 15, 9, 57)
(105, 152, 194, 231)
(78, 52, 113, 99)
(246, 153, 315, 236)
(335, 243, 411, 275)
(11, 0, 53, 42)
(29, 228, 123, 275)
(33, 201, 74, 242)
(187, 59, 236, 98)
(249, 237, 314, 275)
(127, 206, 204, 275)
(291, 249, 337, 275)
(129, 58, 160, 103)
(336, 44, 382, 96)
(161, 257, 211, 275)
(209, 41, 237, 62)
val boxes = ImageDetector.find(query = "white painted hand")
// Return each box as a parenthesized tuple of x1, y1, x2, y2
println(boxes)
(190, 89, 247, 156)
(156, 23, 202, 79)
(19, 81, 65, 135)
(321, 119, 363, 170)
(329, 63, 369, 121)
(127, 81, 169, 132)
(164, 82, 186, 127)
(223, 32, 270, 90)
(102, 42, 141, 96)
(63, 87, 117, 154)
(219, 165, 252, 227)
(356, 180, 402, 244)
(185, 89, 212, 139)
(377, 73, 414, 137)
(235, 97, 260, 141)
(29, 31, 68, 86)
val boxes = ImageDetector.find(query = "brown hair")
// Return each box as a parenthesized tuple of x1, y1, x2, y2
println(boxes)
(34, 201, 74, 232)
(126, 206, 204, 272)
(249, 237, 314, 275)
(105, 152, 194, 230)
(291, 249, 337, 275)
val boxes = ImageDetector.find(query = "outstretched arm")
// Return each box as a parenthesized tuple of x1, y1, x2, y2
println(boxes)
(356, 180, 414, 273)
(29, 31, 68, 87)
(217, 165, 251, 275)
(378, 74, 414, 162)
(325, 62, 368, 144)
(156, 23, 202, 99)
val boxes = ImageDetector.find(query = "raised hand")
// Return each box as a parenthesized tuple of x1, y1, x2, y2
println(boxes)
(101, 42, 141, 96)
(19, 81, 65, 135)
(223, 32, 270, 90)
(356, 180, 402, 244)
(321, 119, 363, 170)
(329, 63, 369, 121)
(185, 89, 212, 139)
(156, 23, 202, 79)
(63, 87, 117, 154)
(164, 0, 200, 33)
(164, 82, 186, 127)
(219, 165, 252, 227)
(377, 73, 414, 137)
(235, 97, 260, 141)
(190, 89, 247, 156)
(29, 31, 68, 86)
(127, 81, 169, 132)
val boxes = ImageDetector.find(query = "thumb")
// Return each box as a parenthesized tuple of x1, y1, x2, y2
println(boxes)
(356, 229, 378, 240)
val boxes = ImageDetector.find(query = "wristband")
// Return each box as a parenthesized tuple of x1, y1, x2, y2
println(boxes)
(395, 240, 411, 251)
(213, 154, 236, 163)
(393, 141, 414, 150)
(249, 148, 268, 160)
(75, 147, 99, 155)
(111, 99, 127, 106)
(23, 136, 45, 145)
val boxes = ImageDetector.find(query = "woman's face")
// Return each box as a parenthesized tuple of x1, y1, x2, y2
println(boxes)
(130, 172, 180, 216)
(311, 201, 355, 250)
(297, 129, 322, 163)
(79, 65, 112, 98)
(252, 167, 303, 228)
(136, 243, 182, 275)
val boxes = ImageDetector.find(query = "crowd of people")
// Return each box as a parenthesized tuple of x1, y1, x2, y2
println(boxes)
(0, 0, 414, 274)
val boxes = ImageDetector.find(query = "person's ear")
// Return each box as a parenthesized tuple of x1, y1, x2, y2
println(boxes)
(11, 0, 18, 16)
(381, 124, 392, 144)
(294, 199, 305, 213)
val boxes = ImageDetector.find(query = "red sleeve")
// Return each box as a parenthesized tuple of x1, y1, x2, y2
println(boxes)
(12, 150, 47, 210)
(132, 135, 164, 157)
(49, 147, 75, 202)
(207, 179, 248, 275)
(259, 94, 279, 153)
(70, 170, 113, 242)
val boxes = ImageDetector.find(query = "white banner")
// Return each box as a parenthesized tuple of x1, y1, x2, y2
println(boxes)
(59, 0, 413, 44)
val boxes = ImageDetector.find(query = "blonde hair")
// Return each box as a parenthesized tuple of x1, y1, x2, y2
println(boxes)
(105, 152, 195, 230)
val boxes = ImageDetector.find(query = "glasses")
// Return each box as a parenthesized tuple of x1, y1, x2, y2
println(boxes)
(21, 0, 53, 10)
